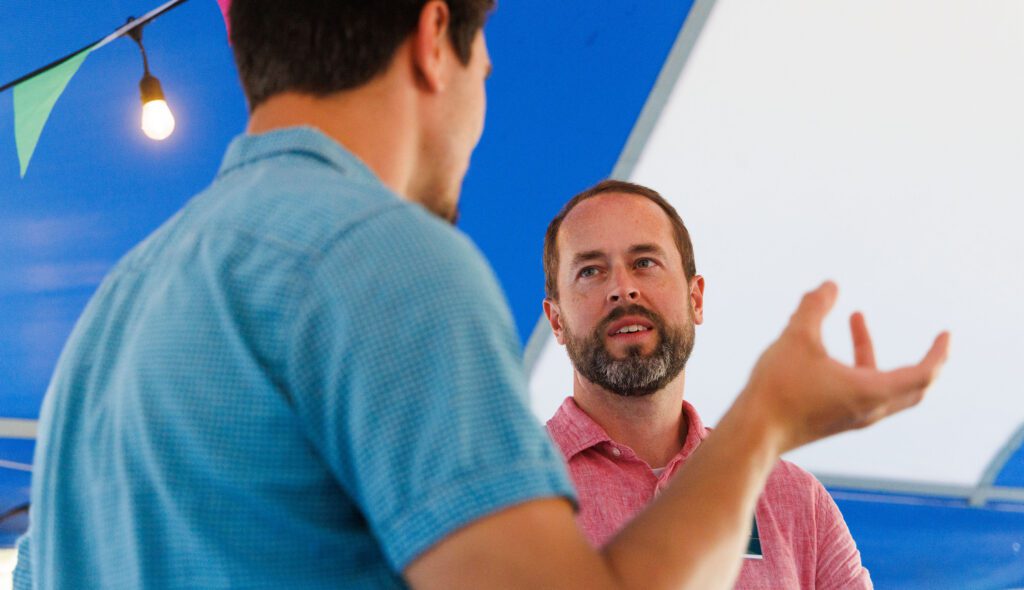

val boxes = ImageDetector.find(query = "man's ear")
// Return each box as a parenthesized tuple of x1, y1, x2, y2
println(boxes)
(542, 298, 567, 345)
(411, 0, 451, 92)
(690, 275, 705, 325)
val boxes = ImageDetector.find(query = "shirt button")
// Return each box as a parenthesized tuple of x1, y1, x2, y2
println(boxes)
(611, 447, 622, 457)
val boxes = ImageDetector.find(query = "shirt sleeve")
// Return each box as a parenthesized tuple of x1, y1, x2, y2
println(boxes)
(814, 483, 873, 589)
(284, 204, 576, 572)
(12, 532, 31, 590)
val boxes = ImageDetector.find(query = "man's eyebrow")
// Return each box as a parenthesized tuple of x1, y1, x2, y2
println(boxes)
(570, 250, 606, 267)
(629, 243, 667, 256)
(486, 63, 494, 80)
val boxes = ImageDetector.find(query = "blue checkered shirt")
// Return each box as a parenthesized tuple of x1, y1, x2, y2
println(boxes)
(15, 127, 574, 589)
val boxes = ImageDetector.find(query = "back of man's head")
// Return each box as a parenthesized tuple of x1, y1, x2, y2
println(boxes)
(229, 0, 494, 111)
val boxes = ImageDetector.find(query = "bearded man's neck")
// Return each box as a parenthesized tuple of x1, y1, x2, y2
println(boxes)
(572, 371, 689, 469)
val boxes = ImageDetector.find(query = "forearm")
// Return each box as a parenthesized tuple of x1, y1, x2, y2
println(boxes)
(407, 400, 782, 590)
(408, 284, 946, 589)
(601, 390, 783, 590)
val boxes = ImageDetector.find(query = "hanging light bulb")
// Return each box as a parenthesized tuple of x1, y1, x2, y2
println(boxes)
(128, 22, 175, 141)
(140, 72, 175, 140)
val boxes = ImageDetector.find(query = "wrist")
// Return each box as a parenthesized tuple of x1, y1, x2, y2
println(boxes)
(719, 386, 791, 458)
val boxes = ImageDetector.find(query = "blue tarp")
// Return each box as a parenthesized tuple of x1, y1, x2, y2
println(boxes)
(835, 490, 1024, 589)
(1, 1, 1021, 587)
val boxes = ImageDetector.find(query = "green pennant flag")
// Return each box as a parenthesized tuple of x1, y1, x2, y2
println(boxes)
(13, 47, 93, 178)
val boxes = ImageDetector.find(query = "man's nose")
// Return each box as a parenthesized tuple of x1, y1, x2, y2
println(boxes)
(607, 269, 640, 303)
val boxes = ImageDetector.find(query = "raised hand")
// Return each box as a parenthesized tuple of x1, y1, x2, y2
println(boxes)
(739, 281, 950, 453)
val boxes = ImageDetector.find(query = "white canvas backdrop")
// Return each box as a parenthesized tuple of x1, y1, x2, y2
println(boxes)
(530, 0, 1024, 488)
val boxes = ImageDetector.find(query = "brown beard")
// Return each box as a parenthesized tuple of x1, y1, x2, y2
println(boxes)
(563, 303, 695, 397)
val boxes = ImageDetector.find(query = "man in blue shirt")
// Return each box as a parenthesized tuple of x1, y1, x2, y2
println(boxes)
(16, 1, 950, 588)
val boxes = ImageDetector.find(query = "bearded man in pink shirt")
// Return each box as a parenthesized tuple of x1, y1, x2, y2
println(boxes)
(542, 179, 873, 589)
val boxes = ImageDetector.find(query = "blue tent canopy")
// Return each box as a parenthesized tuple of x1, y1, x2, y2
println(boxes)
(1, 1, 1022, 587)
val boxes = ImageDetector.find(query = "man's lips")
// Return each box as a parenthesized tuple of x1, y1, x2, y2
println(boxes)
(606, 316, 656, 338)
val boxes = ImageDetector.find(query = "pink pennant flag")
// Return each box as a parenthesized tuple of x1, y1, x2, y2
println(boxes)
(216, 0, 231, 41)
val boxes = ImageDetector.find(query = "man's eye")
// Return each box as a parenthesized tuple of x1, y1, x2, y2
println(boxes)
(635, 258, 655, 269)
(579, 267, 599, 278)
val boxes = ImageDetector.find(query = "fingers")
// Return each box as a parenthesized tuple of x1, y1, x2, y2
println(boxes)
(789, 281, 839, 337)
(849, 312, 877, 369)
(918, 331, 951, 378)
(846, 332, 949, 429)
(876, 332, 951, 395)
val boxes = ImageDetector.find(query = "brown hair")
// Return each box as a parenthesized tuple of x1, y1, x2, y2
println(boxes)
(543, 179, 696, 299)
(230, 0, 494, 110)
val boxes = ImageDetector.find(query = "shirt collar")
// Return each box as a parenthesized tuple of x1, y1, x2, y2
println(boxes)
(217, 126, 380, 185)
(677, 400, 709, 460)
(546, 397, 613, 460)
(546, 396, 710, 462)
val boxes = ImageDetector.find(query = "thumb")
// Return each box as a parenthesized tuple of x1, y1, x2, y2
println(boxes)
(788, 281, 839, 338)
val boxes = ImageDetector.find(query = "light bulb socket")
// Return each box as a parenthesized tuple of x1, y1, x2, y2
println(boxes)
(140, 73, 165, 104)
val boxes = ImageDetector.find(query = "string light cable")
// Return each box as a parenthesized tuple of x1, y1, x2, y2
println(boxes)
(0, 0, 190, 139)
(127, 20, 176, 140)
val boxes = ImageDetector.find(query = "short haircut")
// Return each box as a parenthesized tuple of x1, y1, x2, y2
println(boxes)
(229, 0, 494, 110)
(543, 179, 697, 300)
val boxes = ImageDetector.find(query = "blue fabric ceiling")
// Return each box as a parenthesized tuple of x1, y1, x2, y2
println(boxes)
(1, 2, 1021, 587)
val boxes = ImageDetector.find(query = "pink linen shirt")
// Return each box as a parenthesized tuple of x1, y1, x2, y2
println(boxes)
(547, 397, 871, 589)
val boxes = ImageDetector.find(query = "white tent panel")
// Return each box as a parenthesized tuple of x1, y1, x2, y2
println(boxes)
(530, 0, 1024, 488)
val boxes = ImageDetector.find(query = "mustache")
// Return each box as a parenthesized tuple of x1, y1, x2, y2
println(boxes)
(598, 304, 662, 334)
